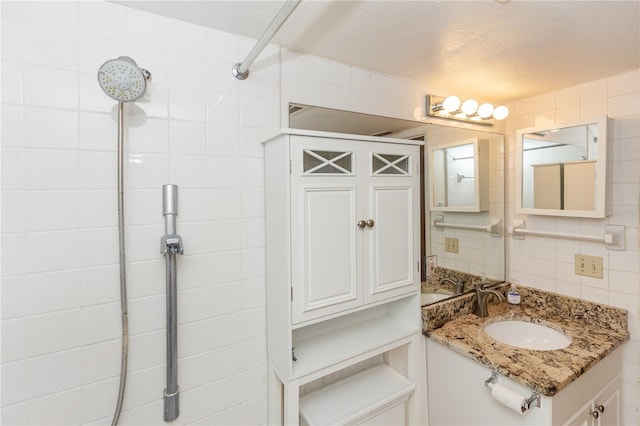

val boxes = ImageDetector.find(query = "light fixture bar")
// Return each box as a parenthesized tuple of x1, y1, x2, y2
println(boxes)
(425, 94, 509, 126)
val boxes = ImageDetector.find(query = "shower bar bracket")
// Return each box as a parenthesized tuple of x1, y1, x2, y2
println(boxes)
(232, 0, 300, 80)
(508, 220, 625, 250)
(161, 184, 183, 422)
(432, 215, 503, 237)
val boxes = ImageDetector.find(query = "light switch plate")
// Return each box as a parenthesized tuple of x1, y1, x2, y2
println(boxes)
(574, 254, 603, 279)
(445, 237, 459, 254)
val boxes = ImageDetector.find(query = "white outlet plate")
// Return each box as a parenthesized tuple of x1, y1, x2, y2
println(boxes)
(445, 237, 459, 254)
(575, 254, 604, 279)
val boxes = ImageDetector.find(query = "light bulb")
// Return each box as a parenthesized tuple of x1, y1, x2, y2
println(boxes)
(493, 105, 509, 120)
(442, 96, 461, 113)
(477, 103, 494, 119)
(461, 99, 478, 116)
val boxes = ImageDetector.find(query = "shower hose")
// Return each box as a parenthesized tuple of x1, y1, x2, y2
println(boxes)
(112, 102, 129, 426)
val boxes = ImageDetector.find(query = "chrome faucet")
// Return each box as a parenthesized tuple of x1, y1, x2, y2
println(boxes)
(474, 284, 505, 317)
(439, 277, 464, 294)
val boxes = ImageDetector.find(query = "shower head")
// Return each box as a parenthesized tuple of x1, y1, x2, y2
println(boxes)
(97, 56, 151, 102)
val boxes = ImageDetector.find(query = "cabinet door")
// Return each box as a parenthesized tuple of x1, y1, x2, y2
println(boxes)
(595, 375, 620, 426)
(364, 145, 420, 303)
(563, 402, 592, 426)
(290, 138, 364, 324)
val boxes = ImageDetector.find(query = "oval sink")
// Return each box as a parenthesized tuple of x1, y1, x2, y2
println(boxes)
(421, 292, 450, 305)
(484, 320, 571, 350)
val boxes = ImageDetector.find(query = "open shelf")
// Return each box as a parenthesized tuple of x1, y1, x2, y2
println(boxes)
(299, 364, 415, 425)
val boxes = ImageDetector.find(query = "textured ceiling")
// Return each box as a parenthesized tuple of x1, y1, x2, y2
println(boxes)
(118, 1, 640, 104)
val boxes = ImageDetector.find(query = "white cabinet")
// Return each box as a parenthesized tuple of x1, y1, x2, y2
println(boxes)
(265, 130, 423, 425)
(289, 135, 419, 324)
(426, 338, 623, 426)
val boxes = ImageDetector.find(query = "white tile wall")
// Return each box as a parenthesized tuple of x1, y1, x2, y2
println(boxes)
(1, 1, 277, 424)
(505, 69, 640, 425)
(2, 1, 639, 425)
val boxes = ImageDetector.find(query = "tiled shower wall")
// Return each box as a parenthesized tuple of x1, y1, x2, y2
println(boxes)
(1, 1, 279, 423)
(504, 70, 640, 425)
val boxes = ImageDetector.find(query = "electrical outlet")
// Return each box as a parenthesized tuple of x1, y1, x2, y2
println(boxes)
(444, 237, 459, 254)
(574, 254, 603, 279)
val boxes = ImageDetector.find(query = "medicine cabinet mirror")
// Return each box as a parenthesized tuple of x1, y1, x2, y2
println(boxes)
(429, 138, 488, 212)
(515, 116, 611, 218)
(288, 103, 505, 304)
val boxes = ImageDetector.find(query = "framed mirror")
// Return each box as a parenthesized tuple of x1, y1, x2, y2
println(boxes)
(429, 138, 489, 212)
(287, 103, 505, 304)
(515, 116, 611, 218)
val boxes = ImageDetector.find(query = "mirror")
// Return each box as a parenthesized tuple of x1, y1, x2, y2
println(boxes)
(288, 103, 505, 304)
(429, 138, 488, 212)
(516, 116, 611, 218)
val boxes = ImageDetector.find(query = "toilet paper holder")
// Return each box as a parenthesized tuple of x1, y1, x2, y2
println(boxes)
(485, 372, 541, 412)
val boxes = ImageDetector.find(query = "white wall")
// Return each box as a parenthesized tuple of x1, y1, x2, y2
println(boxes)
(1, 1, 278, 424)
(2, 1, 639, 425)
(504, 70, 640, 425)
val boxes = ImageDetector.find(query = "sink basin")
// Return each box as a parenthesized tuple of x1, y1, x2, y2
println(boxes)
(421, 292, 451, 305)
(484, 320, 571, 350)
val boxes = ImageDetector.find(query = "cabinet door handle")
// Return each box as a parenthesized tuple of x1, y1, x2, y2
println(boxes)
(357, 220, 367, 228)
(366, 219, 375, 228)
(588, 409, 599, 419)
(595, 404, 605, 413)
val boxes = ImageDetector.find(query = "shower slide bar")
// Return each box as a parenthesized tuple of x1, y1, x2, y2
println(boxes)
(432, 215, 503, 237)
(508, 220, 625, 250)
(161, 184, 183, 422)
(232, 0, 300, 80)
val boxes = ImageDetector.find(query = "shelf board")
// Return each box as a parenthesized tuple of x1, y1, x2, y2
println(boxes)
(292, 313, 417, 378)
(299, 363, 414, 425)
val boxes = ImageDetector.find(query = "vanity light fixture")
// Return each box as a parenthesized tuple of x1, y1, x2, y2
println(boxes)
(426, 94, 509, 126)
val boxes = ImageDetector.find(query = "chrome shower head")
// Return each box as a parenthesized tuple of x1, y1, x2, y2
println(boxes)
(97, 56, 151, 102)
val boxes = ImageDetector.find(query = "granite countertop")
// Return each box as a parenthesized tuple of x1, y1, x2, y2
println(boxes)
(424, 286, 629, 397)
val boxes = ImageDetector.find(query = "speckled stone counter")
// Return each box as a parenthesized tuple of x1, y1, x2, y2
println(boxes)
(423, 286, 629, 396)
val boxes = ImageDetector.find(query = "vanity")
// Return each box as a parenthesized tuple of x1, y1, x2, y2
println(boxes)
(422, 286, 629, 425)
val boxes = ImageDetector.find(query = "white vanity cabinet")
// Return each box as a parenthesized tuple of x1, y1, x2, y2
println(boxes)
(426, 339, 623, 426)
(265, 129, 424, 425)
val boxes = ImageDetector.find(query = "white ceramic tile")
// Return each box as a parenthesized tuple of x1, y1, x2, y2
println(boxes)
(2, 190, 25, 233)
(77, 190, 116, 229)
(352, 88, 372, 113)
(206, 251, 242, 285)
(178, 352, 210, 391)
(240, 157, 265, 188)
(580, 285, 609, 305)
(121, 260, 164, 299)
(241, 247, 266, 280)
(125, 7, 168, 50)
(23, 23, 77, 69)
(126, 296, 164, 335)
(125, 43, 169, 86)
(126, 117, 169, 154)
(25, 269, 79, 315)
(610, 250, 639, 273)
(169, 52, 207, 89)
(22, 1, 76, 30)
(2, 60, 23, 104)
(80, 302, 120, 345)
(0, 233, 25, 277)
(330, 61, 351, 87)
(306, 56, 330, 83)
(81, 379, 118, 424)
(608, 70, 640, 97)
(175, 254, 209, 290)
(281, 74, 307, 107)
(281, 49, 306, 77)
(122, 224, 163, 263)
(580, 99, 607, 119)
(207, 156, 240, 188)
(169, 154, 207, 188)
(26, 349, 81, 399)
(613, 182, 640, 206)
(25, 230, 79, 273)
(168, 18, 206, 56)
(330, 85, 352, 111)
(80, 341, 120, 385)
(170, 86, 207, 122)
(169, 120, 206, 155)
(1, 275, 25, 319)
(608, 92, 640, 117)
(128, 330, 164, 372)
(178, 319, 213, 357)
(238, 126, 267, 158)
(117, 399, 164, 425)
(23, 65, 77, 110)
(122, 189, 161, 226)
(206, 57, 240, 94)
(189, 220, 242, 255)
(124, 153, 169, 190)
(2, 318, 26, 363)
(209, 366, 245, 412)
(206, 28, 239, 63)
(78, 33, 125, 74)
(77, 0, 125, 40)
(239, 95, 270, 128)
(132, 82, 169, 119)
(0, 402, 27, 425)
(580, 78, 608, 102)
(26, 309, 80, 357)
(25, 107, 78, 150)
(2, 18, 23, 62)
(25, 190, 78, 231)
(1, 361, 26, 406)
(176, 386, 211, 425)
(207, 91, 240, 125)
(79, 112, 117, 151)
(241, 188, 265, 218)
(79, 265, 120, 306)
(78, 228, 118, 268)
(78, 151, 116, 190)
(351, 67, 371, 90)
(555, 105, 580, 123)
(306, 80, 331, 107)
(122, 365, 164, 411)
(207, 123, 240, 156)
(241, 218, 265, 249)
